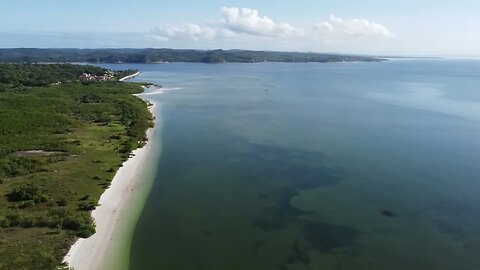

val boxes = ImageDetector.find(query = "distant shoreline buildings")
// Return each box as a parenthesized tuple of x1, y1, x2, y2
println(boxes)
(79, 70, 114, 82)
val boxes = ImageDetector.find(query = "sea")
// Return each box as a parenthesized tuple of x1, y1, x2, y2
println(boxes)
(99, 59, 480, 270)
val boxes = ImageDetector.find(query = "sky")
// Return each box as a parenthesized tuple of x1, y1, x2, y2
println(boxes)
(1, 0, 479, 56)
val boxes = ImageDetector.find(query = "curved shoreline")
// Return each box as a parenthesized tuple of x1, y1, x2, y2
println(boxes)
(63, 83, 160, 270)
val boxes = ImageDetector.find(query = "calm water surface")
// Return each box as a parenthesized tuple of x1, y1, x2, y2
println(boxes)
(105, 60, 480, 270)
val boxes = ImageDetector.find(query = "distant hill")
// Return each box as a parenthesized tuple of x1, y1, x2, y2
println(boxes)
(0, 48, 385, 64)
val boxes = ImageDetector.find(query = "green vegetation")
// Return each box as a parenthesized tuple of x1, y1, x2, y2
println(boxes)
(0, 63, 152, 269)
(0, 48, 385, 64)
(0, 64, 104, 88)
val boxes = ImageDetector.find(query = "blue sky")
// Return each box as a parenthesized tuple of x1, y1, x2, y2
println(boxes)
(1, 0, 479, 56)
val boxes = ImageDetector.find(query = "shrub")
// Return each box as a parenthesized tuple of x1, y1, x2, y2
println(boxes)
(47, 208, 95, 237)
(5, 212, 23, 226)
(0, 157, 47, 177)
(0, 215, 10, 228)
(35, 215, 56, 228)
(110, 134, 121, 140)
(20, 215, 36, 228)
(7, 182, 48, 203)
(56, 198, 68, 206)
(18, 200, 35, 209)
(78, 200, 98, 211)
(62, 212, 95, 237)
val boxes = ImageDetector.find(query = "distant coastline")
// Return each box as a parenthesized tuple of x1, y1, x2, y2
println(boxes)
(0, 48, 386, 64)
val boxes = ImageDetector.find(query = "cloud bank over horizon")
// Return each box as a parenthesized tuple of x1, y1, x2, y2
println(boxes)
(220, 7, 303, 38)
(314, 15, 394, 40)
(145, 7, 394, 53)
(146, 24, 216, 42)
(145, 7, 306, 43)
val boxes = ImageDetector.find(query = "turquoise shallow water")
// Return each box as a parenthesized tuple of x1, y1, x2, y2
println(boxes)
(102, 60, 480, 270)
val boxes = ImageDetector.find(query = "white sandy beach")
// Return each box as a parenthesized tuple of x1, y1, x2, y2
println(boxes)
(119, 72, 140, 82)
(63, 91, 158, 270)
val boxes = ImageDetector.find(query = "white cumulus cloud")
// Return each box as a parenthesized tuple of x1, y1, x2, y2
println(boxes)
(145, 9, 393, 52)
(146, 24, 216, 42)
(314, 15, 394, 39)
(220, 7, 303, 37)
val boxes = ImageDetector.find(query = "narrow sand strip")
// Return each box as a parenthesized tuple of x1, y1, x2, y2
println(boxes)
(63, 97, 157, 270)
(119, 72, 140, 82)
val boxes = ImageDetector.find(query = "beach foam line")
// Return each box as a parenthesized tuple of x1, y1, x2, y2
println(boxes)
(63, 91, 159, 270)
(160, 87, 182, 91)
(140, 86, 183, 96)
